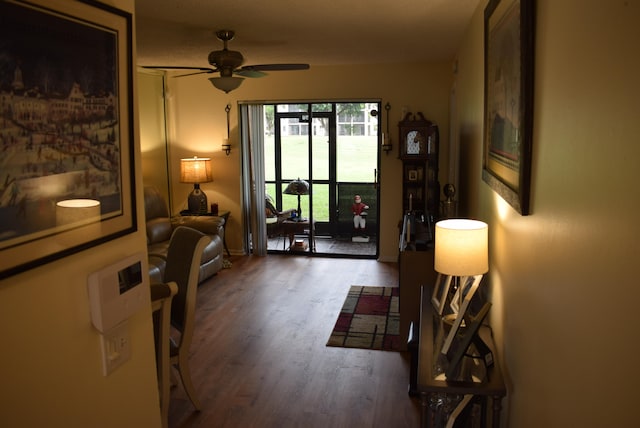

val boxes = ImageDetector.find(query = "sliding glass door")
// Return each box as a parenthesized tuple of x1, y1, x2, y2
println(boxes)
(264, 101, 380, 257)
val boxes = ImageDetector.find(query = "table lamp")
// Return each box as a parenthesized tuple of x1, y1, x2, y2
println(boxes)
(434, 219, 488, 354)
(56, 199, 101, 226)
(283, 178, 309, 221)
(180, 156, 212, 214)
(435, 219, 488, 280)
(56, 199, 101, 245)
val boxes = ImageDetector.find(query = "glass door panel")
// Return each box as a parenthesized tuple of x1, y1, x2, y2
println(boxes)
(264, 105, 276, 183)
(335, 103, 379, 239)
(280, 117, 309, 181)
(311, 117, 329, 181)
(311, 116, 330, 224)
(311, 183, 329, 222)
(266, 101, 379, 258)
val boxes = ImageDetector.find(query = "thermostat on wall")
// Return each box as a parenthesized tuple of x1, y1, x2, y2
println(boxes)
(87, 253, 149, 333)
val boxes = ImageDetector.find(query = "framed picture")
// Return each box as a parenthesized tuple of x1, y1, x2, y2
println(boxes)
(482, 0, 535, 215)
(431, 273, 452, 316)
(0, 0, 136, 279)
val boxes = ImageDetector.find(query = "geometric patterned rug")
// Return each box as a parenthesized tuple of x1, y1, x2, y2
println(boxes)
(326, 286, 401, 351)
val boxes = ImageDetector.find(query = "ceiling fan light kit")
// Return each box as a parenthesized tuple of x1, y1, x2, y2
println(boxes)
(143, 30, 310, 93)
(209, 76, 244, 93)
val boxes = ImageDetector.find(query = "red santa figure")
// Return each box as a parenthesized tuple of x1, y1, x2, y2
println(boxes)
(352, 195, 369, 236)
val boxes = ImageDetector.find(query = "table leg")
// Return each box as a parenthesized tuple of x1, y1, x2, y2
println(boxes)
(220, 212, 231, 256)
(223, 236, 230, 257)
(420, 392, 431, 428)
(491, 395, 503, 428)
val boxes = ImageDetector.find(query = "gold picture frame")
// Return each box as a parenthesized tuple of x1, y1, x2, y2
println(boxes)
(0, 0, 136, 279)
(483, 0, 535, 215)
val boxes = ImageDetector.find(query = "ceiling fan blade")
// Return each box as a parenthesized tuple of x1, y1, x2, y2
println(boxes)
(173, 70, 218, 78)
(239, 64, 310, 72)
(234, 69, 268, 78)
(143, 33, 310, 92)
(142, 66, 217, 74)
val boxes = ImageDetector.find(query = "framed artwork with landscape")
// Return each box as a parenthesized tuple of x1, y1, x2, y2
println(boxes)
(0, 0, 136, 279)
(483, 0, 535, 215)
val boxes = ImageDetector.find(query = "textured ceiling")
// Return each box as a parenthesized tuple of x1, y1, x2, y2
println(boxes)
(135, 0, 482, 69)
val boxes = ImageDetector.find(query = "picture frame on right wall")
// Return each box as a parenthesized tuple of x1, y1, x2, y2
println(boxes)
(483, 0, 535, 215)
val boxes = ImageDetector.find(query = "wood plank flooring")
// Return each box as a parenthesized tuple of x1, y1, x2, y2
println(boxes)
(267, 235, 377, 257)
(168, 255, 421, 428)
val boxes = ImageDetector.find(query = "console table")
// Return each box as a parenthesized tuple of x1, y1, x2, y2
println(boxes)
(417, 288, 506, 427)
(399, 249, 436, 351)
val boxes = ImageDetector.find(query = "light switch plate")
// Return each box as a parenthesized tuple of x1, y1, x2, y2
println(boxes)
(99, 321, 131, 376)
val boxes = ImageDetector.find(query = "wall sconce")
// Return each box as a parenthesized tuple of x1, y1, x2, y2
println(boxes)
(222, 103, 231, 156)
(221, 139, 231, 156)
(180, 156, 212, 214)
(382, 134, 393, 154)
(382, 102, 393, 154)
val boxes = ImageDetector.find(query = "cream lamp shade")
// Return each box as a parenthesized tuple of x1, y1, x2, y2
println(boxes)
(180, 157, 212, 184)
(56, 199, 101, 226)
(434, 219, 488, 276)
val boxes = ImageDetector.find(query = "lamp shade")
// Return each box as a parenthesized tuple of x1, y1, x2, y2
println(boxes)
(283, 178, 310, 195)
(180, 157, 212, 184)
(435, 219, 488, 276)
(209, 76, 244, 93)
(56, 199, 101, 226)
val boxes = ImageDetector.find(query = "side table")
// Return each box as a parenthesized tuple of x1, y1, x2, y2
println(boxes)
(417, 287, 506, 427)
(280, 219, 316, 251)
(180, 210, 231, 257)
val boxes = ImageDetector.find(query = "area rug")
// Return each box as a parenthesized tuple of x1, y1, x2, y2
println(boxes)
(326, 286, 401, 351)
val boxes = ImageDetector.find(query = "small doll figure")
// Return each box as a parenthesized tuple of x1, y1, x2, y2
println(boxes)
(352, 195, 369, 237)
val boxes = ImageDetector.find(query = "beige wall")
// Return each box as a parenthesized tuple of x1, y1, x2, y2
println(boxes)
(455, 0, 640, 426)
(147, 62, 453, 261)
(139, 70, 171, 205)
(0, 1, 161, 427)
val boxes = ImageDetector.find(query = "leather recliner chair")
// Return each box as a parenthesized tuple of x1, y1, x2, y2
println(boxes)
(144, 186, 225, 284)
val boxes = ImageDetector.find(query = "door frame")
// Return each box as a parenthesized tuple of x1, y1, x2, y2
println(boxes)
(254, 100, 382, 258)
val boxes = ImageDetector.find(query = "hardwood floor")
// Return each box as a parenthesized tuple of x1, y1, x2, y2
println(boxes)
(168, 255, 421, 428)
(267, 235, 378, 257)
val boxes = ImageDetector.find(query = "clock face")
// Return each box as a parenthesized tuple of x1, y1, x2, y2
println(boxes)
(406, 130, 424, 155)
(398, 113, 436, 159)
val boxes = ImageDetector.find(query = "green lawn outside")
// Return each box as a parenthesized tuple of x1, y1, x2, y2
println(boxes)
(264, 135, 377, 221)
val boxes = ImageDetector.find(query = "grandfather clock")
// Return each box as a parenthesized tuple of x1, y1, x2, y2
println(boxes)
(398, 112, 440, 347)
(398, 112, 440, 224)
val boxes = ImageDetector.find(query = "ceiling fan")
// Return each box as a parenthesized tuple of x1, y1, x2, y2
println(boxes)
(144, 30, 310, 93)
